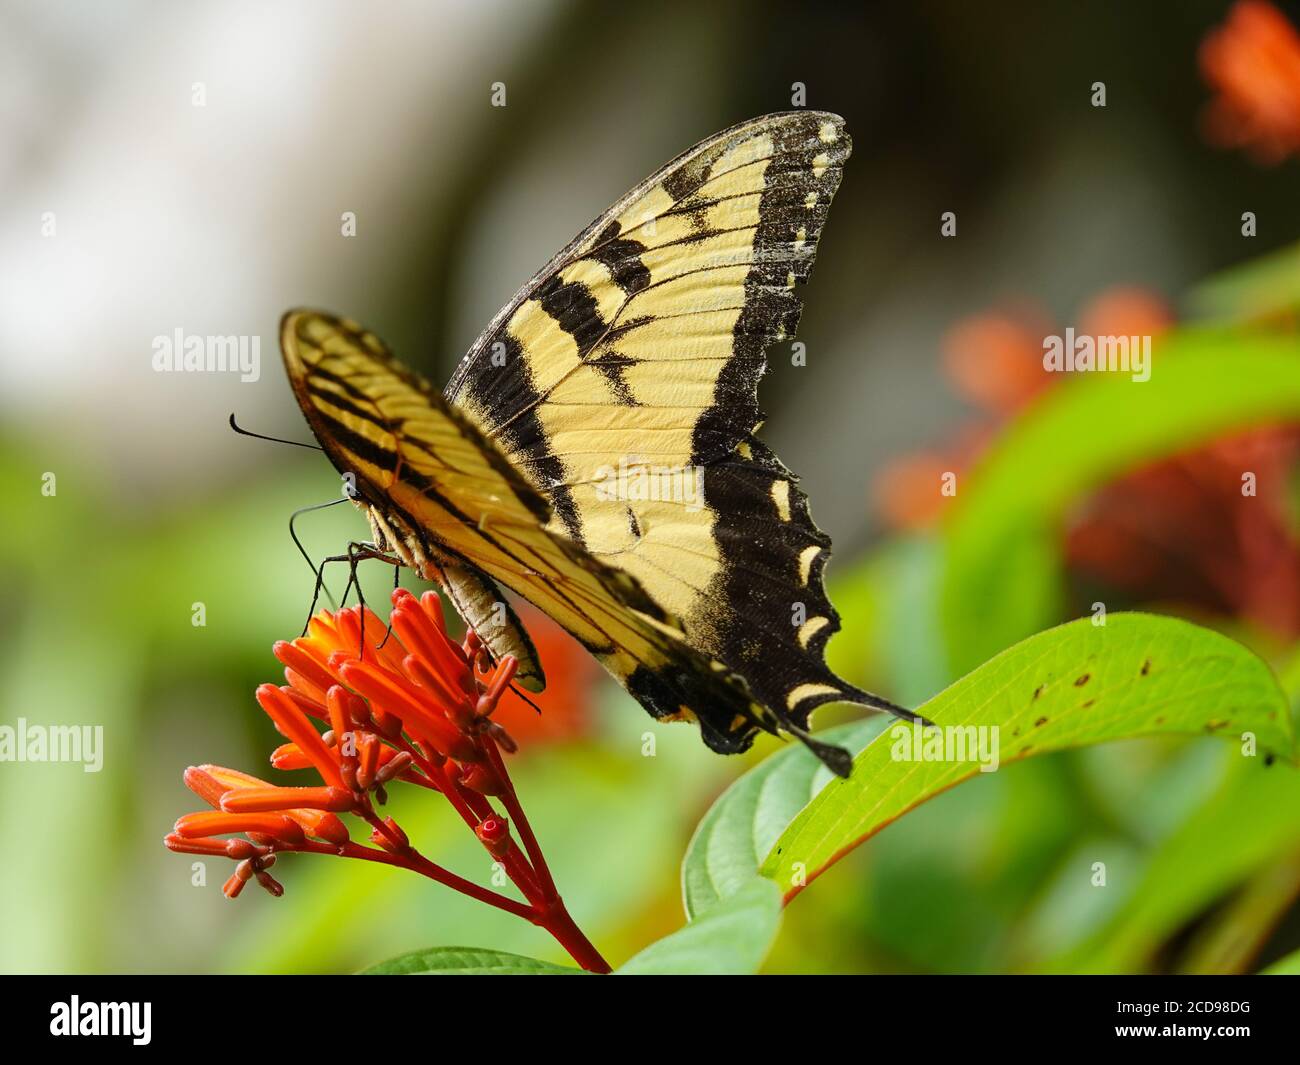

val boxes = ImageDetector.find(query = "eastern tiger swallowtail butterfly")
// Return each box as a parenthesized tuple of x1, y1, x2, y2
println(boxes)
(280, 111, 920, 777)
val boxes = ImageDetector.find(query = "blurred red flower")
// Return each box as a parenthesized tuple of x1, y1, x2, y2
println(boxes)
(875, 286, 1300, 639)
(1200, 1, 1300, 164)
(491, 602, 600, 744)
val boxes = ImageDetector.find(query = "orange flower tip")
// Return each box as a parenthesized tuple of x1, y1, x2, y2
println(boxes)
(279, 685, 328, 720)
(270, 743, 312, 770)
(183, 766, 226, 807)
(460, 762, 507, 797)
(221, 785, 356, 814)
(463, 634, 484, 670)
(256, 871, 285, 897)
(177, 810, 307, 845)
(375, 750, 414, 785)
(222, 872, 246, 899)
(235, 858, 256, 882)
(164, 833, 229, 856)
(225, 839, 259, 860)
(312, 814, 351, 846)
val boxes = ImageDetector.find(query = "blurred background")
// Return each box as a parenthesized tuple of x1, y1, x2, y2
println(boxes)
(2, 0, 1300, 974)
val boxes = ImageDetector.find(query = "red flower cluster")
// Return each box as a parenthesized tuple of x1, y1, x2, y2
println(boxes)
(165, 588, 609, 972)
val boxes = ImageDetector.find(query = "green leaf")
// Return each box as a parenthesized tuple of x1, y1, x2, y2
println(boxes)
(760, 613, 1294, 899)
(1261, 948, 1300, 975)
(362, 946, 585, 975)
(1188, 240, 1300, 321)
(682, 719, 888, 919)
(939, 330, 1300, 676)
(617, 880, 782, 975)
(1050, 754, 1300, 973)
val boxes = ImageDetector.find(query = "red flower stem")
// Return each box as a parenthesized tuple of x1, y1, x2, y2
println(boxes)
(365, 738, 606, 970)
(289, 839, 538, 922)
(540, 900, 612, 974)
(484, 736, 558, 901)
(393, 737, 546, 904)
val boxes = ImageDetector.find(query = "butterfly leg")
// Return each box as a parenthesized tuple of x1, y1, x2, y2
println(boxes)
(300, 541, 401, 657)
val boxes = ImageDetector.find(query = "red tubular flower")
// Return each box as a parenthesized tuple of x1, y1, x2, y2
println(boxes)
(164, 587, 610, 973)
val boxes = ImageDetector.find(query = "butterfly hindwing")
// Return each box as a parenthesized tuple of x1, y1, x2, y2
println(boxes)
(443, 111, 909, 757)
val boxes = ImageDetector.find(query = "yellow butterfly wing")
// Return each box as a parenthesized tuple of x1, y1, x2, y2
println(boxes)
(443, 111, 914, 762)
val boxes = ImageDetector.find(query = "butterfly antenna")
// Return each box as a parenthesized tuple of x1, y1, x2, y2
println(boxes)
(229, 413, 324, 451)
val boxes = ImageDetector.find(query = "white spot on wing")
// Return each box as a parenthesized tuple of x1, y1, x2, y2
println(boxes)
(798, 545, 820, 585)
(771, 480, 792, 521)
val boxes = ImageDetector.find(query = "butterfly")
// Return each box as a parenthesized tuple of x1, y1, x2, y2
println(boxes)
(280, 111, 920, 777)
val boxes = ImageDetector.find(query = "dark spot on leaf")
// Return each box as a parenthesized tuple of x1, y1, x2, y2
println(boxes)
(1205, 719, 1230, 732)
(1034, 716, 1048, 728)
(1081, 699, 1094, 709)
(1140, 659, 1151, 676)
(1155, 716, 1165, 725)
(1011, 727, 1021, 737)
(1074, 674, 1090, 687)
(1265, 753, 1276, 767)
(1020, 745, 1033, 756)
(1032, 684, 1045, 700)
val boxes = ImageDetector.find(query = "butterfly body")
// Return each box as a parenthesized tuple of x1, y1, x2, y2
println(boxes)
(281, 112, 918, 776)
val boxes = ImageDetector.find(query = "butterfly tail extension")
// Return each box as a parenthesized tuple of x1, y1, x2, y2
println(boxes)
(840, 686, 934, 729)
